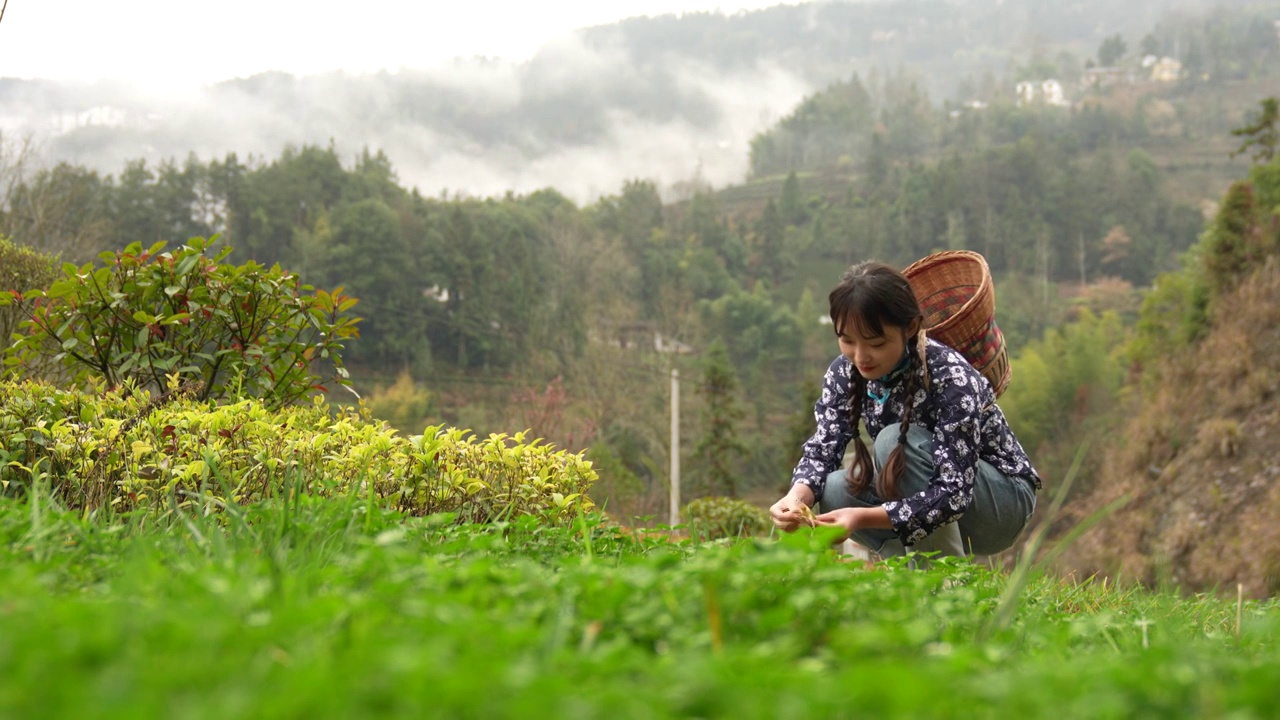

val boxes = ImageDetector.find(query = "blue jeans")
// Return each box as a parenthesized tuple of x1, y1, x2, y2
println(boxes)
(818, 425, 1036, 558)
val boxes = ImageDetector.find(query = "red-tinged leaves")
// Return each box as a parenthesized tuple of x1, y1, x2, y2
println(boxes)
(4, 237, 359, 409)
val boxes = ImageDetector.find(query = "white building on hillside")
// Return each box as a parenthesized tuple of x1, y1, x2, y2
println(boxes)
(1150, 57, 1183, 82)
(1015, 79, 1069, 107)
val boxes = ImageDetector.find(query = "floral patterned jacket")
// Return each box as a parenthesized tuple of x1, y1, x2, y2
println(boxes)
(790, 339, 1040, 545)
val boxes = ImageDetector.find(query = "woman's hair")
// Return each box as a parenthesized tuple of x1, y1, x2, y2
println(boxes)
(828, 261, 924, 500)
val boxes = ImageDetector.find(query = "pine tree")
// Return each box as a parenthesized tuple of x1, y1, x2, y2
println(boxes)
(695, 339, 749, 498)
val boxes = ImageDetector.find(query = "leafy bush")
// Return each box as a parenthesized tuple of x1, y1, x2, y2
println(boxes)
(0, 237, 359, 409)
(365, 370, 432, 431)
(0, 237, 60, 377)
(682, 496, 771, 539)
(1202, 181, 1275, 295)
(1001, 308, 1128, 452)
(0, 379, 596, 522)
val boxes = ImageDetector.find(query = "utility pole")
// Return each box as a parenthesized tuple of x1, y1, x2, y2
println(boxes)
(670, 368, 680, 526)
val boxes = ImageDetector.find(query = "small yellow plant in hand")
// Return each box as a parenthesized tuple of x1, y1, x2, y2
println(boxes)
(794, 503, 818, 528)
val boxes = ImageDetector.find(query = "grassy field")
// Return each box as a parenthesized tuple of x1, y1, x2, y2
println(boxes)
(1, 493, 1277, 719)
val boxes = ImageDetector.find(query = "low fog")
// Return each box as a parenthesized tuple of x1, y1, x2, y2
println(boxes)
(1, 0, 1249, 203)
(0, 32, 815, 204)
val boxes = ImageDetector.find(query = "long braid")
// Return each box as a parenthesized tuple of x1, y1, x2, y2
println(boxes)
(878, 341, 922, 500)
(844, 373, 875, 496)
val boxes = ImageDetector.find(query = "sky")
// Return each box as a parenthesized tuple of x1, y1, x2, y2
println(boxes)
(1, 0, 794, 85)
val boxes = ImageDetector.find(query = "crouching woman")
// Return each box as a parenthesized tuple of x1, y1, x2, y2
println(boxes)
(770, 261, 1040, 559)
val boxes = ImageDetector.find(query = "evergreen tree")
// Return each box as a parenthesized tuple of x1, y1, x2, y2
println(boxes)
(779, 171, 805, 226)
(755, 198, 786, 284)
(1098, 34, 1127, 66)
(695, 339, 749, 498)
(1231, 97, 1280, 165)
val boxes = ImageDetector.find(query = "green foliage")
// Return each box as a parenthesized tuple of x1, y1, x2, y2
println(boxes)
(324, 198, 416, 367)
(1131, 260, 1211, 367)
(583, 440, 644, 509)
(0, 238, 359, 408)
(1231, 98, 1280, 164)
(1203, 181, 1265, 294)
(1097, 33, 1127, 66)
(750, 73, 874, 178)
(1000, 309, 1128, 454)
(694, 340, 748, 498)
(768, 103, 1198, 286)
(0, 379, 596, 521)
(682, 496, 771, 539)
(0, 490, 1277, 718)
(0, 237, 60, 372)
(364, 370, 431, 432)
(427, 200, 560, 369)
(1133, 119, 1280, 372)
(754, 199, 786, 284)
(699, 285, 802, 371)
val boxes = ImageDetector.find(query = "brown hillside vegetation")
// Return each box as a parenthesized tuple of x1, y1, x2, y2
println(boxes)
(1058, 258, 1280, 597)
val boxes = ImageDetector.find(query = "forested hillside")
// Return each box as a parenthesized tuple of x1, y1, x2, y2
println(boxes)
(1055, 136, 1280, 596)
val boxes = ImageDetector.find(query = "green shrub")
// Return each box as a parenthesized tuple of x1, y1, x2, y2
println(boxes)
(0, 379, 596, 522)
(365, 370, 432, 431)
(682, 496, 771, 539)
(0, 237, 359, 409)
(0, 237, 60, 378)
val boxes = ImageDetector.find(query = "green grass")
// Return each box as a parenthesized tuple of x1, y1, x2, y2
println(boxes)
(0, 493, 1277, 719)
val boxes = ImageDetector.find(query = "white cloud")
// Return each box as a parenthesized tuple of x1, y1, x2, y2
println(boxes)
(1, 0, 797, 84)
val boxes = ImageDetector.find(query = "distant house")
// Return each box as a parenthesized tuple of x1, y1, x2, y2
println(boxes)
(53, 105, 129, 134)
(1015, 79, 1069, 107)
(1150, 57, 1183, 82)
(604, 321, 694, 354)
(948, 100, 988, 120)
(653, 334, 695, 355)
(1082, 66, 1135, 89)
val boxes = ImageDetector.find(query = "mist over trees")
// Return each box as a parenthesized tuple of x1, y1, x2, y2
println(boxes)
(3, 0, 1273, 203)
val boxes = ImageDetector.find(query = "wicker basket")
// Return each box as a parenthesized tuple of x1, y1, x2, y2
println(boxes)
(903, 250, 1010, 397)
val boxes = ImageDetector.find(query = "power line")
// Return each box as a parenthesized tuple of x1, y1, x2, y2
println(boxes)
(0, 0, 8, 27)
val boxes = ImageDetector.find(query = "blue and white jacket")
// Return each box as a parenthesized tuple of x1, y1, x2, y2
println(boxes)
(790, 339, 1040, 545)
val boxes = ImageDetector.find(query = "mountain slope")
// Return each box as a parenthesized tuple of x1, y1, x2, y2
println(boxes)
(1059, 258, 1280, 597)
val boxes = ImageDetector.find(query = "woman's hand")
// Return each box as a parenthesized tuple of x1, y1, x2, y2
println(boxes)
(769, 484, 816, 532)
(812, 507, 859, 542)
(813, 506, 892, 543)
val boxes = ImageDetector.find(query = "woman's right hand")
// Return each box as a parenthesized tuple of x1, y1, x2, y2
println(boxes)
(769, 484, 817, 532)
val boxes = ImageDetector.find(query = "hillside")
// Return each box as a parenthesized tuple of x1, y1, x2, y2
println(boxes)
(1059, 258, 1280, 597)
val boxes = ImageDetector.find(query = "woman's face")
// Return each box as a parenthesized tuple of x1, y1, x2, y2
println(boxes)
(836, 316, 917, 380)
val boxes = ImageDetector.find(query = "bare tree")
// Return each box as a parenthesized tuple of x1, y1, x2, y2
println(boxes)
(1, 136, 115, 261)
(0, 131, 36, 215)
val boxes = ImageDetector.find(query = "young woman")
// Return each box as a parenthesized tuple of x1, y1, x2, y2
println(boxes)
(769, 261, 1040, 559)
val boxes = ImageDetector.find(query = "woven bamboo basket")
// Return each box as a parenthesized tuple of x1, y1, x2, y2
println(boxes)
(902, 250, 1010, 397)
